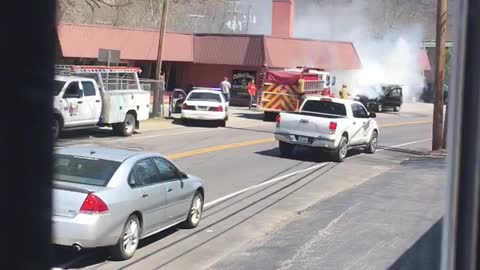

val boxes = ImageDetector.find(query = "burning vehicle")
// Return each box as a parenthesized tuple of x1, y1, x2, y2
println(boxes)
(354, 84, 403, 112)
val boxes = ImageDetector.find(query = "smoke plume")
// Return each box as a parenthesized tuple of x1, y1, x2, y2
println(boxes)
(294, 0, 426, 101)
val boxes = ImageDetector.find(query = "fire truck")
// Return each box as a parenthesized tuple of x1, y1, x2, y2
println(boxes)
(259, 67, 336, 120)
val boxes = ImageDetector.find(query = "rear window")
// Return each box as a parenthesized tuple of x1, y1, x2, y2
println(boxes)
(54, 154, 121, 186)
(301, 100, 347, 116)
(188, 92, 222, 102)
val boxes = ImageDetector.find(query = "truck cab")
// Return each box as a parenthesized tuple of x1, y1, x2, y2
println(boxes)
(53, 76, 102, 130)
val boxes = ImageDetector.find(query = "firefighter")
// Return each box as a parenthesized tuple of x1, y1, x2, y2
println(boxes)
(339, 84, 350, 99)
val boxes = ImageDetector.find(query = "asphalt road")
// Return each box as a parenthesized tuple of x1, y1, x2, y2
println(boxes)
(52, 104, 443, 270)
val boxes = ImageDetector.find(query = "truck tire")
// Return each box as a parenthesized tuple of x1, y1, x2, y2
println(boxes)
(332, 136, 348, 162)
(52, 117, 60, 141)
(279, 141, 294, 157)
(113, 113, 136, 136)
(366, 131, 378, 154)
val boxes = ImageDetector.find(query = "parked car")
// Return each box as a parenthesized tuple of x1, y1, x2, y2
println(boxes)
(52, 65, 150, 139)
(52, 147, 205, 260)
(274, 96, 379, 162)
(420, 83, 448, 104)
(181, 89, 229, 127)
(354, 84, 403, 112)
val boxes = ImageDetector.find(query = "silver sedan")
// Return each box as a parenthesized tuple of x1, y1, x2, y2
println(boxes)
(52, 146, 205, 260)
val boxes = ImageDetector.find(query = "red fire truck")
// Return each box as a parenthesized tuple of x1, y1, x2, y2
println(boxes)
(259, 67, 336, 120)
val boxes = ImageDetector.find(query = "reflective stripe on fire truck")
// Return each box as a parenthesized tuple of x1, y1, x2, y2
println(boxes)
(261, 83, 300, 112)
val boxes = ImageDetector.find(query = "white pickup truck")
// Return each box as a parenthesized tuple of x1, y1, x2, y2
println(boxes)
(52, 66, 150, 139)
(274, 96, 379, 162)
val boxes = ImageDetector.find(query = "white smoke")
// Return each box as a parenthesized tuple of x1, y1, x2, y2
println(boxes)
(294, 0, 426, 102)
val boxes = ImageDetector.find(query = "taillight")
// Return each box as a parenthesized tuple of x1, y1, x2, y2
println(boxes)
(276, 114, 281, 127)
(80, 193, 109, 214)
(216, 105, 224, 112)
(329, 121, 337, 134)
(182, 103, 188, 110)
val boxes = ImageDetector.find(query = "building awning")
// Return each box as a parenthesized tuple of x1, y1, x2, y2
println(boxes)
(419, 50, 432, 71)
(57, 24, 193, 62)
(264, 37, 362, 70)
(193, 34, 265, 66)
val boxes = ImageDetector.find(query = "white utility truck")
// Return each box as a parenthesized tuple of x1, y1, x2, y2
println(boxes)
(52, 65, 150, 139)
(274, 96, 379, 162)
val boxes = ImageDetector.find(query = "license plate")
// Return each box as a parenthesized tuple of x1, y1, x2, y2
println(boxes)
(197, 106, 208, 111)
(298, 136, 309, 144)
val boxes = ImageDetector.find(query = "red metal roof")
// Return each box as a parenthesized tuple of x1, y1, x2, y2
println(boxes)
(264, 37, 362, 70)
(57, 24, 362, 70)
(419, 50, 432, 71)
(57, 24, 193, 62)
(193, 34, 265, 66)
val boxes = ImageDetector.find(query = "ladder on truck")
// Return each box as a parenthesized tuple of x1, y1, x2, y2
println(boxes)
(54, 65, 143, 91)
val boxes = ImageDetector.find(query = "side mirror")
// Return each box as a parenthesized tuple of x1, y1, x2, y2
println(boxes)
(332, 76, 336, 86)
(179, 172, 188, 179)
(369, 112, 377, 118)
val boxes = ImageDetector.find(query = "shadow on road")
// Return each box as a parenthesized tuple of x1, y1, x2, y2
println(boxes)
(170, 117, 221, 128)
(388, 218, 442, 270)
(51, 227, 179, 269)
(232, 112, 265, 121)
(255, 146, 364, 163)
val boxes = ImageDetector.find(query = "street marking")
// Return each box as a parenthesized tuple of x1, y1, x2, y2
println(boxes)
(167, 121, 432, 160)
(380, 120, 431, 128)
(203, 163, 329, 208)
(203, 138, 432, 208)
(167, 138, 275, 159)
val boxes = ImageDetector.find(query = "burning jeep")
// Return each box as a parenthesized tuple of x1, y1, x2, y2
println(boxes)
(354, 84, 403, 112)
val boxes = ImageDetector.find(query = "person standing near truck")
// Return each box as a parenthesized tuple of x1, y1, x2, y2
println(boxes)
(220, 77, 231, 102)
(339, 84, 350, 99)
(248, 79, 258, 110)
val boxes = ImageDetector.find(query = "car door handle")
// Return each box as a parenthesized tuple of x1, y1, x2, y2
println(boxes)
(77, 101, 83, 104)
(96, 100, 101, 103)
(142, 193, 149, 198)
(167, 188, 174, 192)
(353, 122, 356, 125)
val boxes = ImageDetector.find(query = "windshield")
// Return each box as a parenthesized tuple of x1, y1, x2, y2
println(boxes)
(187, 92, 222, 102)
(53, 80, 66, 96)
(301, 100, 347, 116)
(53, 154, 121, 187)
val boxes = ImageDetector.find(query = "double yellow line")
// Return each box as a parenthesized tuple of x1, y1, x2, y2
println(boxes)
(167, 120, 432, 160)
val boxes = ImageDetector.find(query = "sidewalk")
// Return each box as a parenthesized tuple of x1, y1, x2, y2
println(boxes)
(210, 156, 446, 270)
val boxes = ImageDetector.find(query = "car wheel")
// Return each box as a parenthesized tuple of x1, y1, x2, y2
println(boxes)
(181, 191, 204, 229)
(366, 131, 378, 154)
(219, 119, 227, 127)
(332, 136, 348, 162)
(52, 117, 60, 141)
(393, 105, 401, 112)
(376, 104, 383, 112)
(113, 113, 136, 136)
(279, 141, 294, 157)
(110, 215, 141, 261)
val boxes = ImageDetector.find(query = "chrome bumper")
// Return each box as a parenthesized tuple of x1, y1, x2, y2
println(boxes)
(274, 132, 338, 149)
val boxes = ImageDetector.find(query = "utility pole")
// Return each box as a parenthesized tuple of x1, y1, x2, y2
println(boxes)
(432, 0, 448, 150)
(153, 0, 169, 117)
